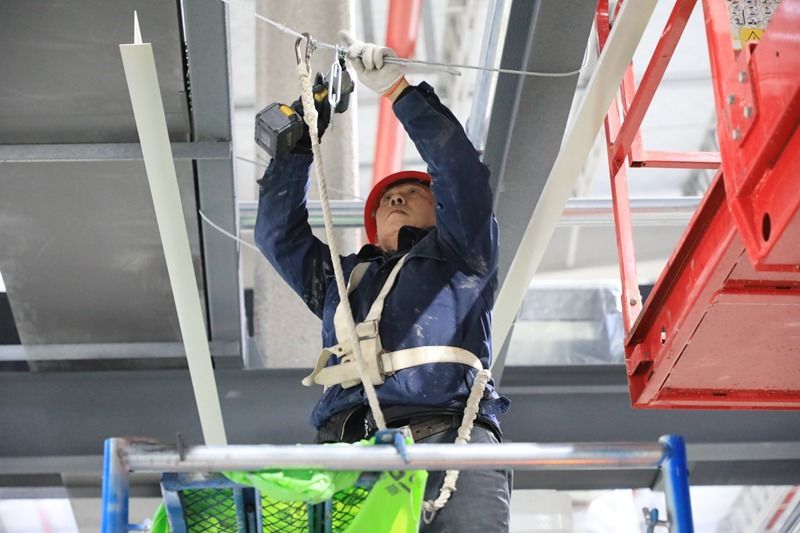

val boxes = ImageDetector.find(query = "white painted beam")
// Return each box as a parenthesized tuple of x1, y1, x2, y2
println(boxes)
(119, 12, 227, 445)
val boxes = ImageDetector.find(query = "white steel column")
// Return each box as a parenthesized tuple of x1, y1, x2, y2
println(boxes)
(120, 14, 227, 445)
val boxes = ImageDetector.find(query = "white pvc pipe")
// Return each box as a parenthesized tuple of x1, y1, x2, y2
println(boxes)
(491, 0, 659, 361)
(119, 12, 227, 445)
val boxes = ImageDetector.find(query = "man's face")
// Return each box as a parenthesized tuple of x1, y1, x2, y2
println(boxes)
(374, 181, 435, 252)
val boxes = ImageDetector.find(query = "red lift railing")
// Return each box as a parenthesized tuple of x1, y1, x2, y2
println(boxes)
(598, 0, 800, 409)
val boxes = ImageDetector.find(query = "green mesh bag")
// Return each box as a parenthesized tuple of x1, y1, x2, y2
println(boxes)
(150, 438, 427, 533)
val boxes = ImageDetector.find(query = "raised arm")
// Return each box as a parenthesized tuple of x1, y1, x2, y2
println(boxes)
(339, 32, 497, 273)
(254, 153, 334, 319)
(393, 82, 498, 274)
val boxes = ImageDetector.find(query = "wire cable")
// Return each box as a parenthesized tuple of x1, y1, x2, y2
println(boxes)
(235, 155, 365, 200)
(198, 209, 261, 253)
(221, 0, 588, 79)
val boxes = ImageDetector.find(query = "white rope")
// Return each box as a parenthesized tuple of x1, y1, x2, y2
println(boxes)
(422, 368, 492, 523)
(297, 61, 387, 431)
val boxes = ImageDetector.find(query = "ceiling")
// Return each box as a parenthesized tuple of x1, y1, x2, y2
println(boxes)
(0, 0, 798, 521)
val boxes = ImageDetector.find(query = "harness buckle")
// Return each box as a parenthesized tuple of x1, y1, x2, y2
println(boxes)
(356, 319, 380, 341)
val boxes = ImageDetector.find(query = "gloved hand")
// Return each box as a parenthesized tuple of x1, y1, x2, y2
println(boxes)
(338, 31, 404, 95)
(291, 72, 332, 154)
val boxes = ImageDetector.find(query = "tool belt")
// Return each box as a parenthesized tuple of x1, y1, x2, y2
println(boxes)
(316, 406, 499, 444)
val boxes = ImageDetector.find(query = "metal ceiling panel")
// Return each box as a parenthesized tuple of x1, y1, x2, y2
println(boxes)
(0, 0, 189, 143)
(0, 161, 203, 344)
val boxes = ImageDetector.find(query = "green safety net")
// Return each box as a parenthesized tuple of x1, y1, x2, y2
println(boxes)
(150, 438, 427, 533)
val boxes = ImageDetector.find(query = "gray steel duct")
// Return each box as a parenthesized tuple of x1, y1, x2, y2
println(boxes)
(0, 1, 241, 361)
(483, 0, 597, 283)
(0, 2, 191, 347)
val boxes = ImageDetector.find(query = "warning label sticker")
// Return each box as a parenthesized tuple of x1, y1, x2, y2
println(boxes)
(726, 0, 781, 49)
(738, 27, 765, 44)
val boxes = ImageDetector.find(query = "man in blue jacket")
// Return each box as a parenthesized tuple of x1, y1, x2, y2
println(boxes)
(255, 32, 511, 531)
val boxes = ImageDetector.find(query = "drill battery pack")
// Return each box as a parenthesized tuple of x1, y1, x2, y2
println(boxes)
(254, 103, 304, 158)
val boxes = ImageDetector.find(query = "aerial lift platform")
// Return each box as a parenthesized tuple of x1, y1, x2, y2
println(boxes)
(598, 0, 800, 409)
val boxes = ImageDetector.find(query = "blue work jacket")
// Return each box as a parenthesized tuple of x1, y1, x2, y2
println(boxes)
(255, 82, 510, 431)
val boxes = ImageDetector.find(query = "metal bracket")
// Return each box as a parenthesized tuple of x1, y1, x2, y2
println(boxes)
(642, 507, 669, 532)
(625, 346, 652, 377)
(723, 44, 758, 145)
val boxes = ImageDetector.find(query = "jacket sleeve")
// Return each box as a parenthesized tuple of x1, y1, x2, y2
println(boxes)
(392, 82, 498, 274)
(253, 153, 334, 319)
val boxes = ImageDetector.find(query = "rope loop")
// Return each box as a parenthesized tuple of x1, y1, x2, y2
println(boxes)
(422, 368, 491, 521)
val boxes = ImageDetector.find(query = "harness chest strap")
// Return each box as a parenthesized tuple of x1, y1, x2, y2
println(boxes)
(302, 253, 485, 388)
(307, 345, 485, 388)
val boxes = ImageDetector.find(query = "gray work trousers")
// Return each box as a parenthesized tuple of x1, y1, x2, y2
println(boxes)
(418, 426, 512, 533)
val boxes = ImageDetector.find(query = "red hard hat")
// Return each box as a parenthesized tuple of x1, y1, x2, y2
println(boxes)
(363, 170, 432, 244)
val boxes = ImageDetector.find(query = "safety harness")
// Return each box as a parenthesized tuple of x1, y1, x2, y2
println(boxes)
(303, 255, 484, 389)
(295, 34, 492, 522)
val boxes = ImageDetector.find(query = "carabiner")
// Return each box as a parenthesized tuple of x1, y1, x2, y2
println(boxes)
(328, 48, 344, 111)
(294, 32, 316, 67)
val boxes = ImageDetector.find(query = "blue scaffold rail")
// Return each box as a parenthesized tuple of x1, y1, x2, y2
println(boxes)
(100, 435, 694, 532)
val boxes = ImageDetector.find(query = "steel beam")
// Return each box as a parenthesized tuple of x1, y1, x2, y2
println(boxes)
(466, 0, 506, 149)
(2, 366, 799, 493)
(483, 0, 596, 277)
(491, 0, 659, 380)
(181, 0, 244, 358)
(0, 142, 230, 162)
(0, 341, 240, 362)
(481, 0, 597, 385)
(237, 197, 702, 230)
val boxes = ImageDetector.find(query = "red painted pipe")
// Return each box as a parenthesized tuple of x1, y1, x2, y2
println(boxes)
(372, 0, 423, 185)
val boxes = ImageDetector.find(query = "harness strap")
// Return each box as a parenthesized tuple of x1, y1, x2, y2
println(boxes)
(332, 254, 409, 343)
(303, 346, 484, 388)
(297, 59, 387, 430)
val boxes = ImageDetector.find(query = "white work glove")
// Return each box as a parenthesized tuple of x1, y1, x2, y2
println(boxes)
(338, 31, 404, 96)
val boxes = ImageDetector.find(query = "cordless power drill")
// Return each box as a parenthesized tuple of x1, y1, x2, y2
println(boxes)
(254, 69, 354, 158)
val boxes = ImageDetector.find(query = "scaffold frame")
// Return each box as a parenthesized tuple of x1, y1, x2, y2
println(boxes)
(101, 435, 694, 532)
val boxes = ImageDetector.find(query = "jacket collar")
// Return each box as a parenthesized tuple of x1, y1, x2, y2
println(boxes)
(357, 225, 438, 261)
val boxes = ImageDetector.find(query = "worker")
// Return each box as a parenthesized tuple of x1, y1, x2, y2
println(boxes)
(254, 32, 511, 531)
